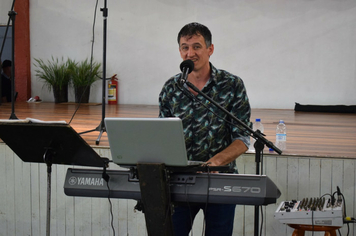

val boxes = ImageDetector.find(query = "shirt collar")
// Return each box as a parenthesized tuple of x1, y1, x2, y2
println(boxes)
(206, 62, 218, 86)
(177, 62, 218, 89)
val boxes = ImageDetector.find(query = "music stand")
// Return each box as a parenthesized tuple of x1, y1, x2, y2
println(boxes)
(0, 121, 106, 236)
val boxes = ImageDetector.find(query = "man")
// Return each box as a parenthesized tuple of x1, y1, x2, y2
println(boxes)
(159, 22, 252, 236)
(1, 60, 12, 102)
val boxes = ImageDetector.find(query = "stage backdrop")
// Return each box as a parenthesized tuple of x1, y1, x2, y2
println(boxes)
(1, 0, 356, 108)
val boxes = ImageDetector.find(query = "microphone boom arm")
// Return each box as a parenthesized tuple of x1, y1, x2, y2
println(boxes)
(184, 80, 282, 155)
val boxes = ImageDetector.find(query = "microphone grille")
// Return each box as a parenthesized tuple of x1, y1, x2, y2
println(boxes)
(180, 60, 194, 73)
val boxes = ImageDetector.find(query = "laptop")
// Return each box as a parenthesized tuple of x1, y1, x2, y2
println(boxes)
(105, 117, 196, 167)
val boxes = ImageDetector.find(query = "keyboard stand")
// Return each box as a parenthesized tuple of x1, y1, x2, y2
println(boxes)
(137, 163, 174, 236)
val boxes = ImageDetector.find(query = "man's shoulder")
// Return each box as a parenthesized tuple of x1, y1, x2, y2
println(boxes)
(163, 73, 180, 87)
(159, 74, 182, 98)
(212, 67, 243, 86)
(1, 73, 8, 81)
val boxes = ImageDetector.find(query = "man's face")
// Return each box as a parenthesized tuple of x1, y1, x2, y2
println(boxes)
(3, 66, 11, 77)
(179, 34, 214, 72)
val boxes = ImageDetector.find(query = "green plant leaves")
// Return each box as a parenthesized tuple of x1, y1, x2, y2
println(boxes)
(33, 57, 102, 91)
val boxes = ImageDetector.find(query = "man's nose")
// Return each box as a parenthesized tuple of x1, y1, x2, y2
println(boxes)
(187, 47, 195, 57)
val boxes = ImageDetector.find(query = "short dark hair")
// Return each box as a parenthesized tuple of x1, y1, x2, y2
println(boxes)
(177, 22, 212, 48)
(2, 60, 11, 68)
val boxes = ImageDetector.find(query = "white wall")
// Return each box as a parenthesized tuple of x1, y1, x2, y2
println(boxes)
(0, 1, 13, 62)
(0, 1, 12, 25)
(2, 0, 356, 108)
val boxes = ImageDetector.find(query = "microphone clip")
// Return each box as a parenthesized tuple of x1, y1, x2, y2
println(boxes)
(179, 59, 194, 85)
(179, 67, 190, 85)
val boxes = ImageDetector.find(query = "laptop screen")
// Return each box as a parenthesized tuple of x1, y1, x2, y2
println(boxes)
(104, 117, 190, 166)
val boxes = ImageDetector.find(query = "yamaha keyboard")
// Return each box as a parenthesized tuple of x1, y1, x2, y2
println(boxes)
(64, 168, 281, 205)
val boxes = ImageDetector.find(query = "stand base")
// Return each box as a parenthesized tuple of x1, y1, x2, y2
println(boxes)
(9, 113, 18, 120)
(79, 121, 106, 145)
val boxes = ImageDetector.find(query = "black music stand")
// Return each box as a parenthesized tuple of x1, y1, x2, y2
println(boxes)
(0, 121, 106, 236)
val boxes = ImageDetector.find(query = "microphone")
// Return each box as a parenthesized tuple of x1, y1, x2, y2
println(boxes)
(179, 59, 194, 83)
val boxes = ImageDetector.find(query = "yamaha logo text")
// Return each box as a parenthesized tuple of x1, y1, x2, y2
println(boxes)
(68, 176, 104, 186)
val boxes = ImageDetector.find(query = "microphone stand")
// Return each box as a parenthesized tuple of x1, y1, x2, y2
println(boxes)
(79, 0, 108, 144)
(0, 0, 18, 119)
(183, 80, 282, 236)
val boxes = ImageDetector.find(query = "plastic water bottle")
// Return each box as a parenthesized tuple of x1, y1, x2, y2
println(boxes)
(249, 118, 264, 152)
(276, 120, 287, 151)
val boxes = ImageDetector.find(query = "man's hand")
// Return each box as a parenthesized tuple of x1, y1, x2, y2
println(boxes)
(206, 139, 248, 167)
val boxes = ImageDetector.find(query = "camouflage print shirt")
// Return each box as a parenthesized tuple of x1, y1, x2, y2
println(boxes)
(159, 63, 251, 172)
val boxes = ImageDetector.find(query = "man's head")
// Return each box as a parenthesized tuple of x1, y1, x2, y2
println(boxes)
(178, 23, 214, 72)
(1, 60, 11, 77)
(2, 60, 11, 69)
(177, 22, 212, 48)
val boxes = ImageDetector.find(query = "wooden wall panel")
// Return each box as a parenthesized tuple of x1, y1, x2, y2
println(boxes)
(0, 144, 355, 236)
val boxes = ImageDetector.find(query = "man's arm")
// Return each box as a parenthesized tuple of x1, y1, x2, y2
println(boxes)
(205, 74, 251, 168)
(206, 139, 248, 167)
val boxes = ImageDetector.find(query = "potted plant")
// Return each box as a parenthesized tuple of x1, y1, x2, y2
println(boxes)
(68, 58, 101, 103)
(34, 56, 71, 103)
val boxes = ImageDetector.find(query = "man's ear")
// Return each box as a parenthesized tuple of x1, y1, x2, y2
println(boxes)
(208, 44, 214, 57)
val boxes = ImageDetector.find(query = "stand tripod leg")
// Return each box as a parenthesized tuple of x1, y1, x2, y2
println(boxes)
(79, 128, 97, 135)
(79, 120, 106, 145)
(96, 128, 105, 145)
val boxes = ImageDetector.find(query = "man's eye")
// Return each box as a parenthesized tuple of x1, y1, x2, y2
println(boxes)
(181, 47, 189, 51)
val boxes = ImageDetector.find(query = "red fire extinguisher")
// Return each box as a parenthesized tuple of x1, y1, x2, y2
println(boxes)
(108, 74, 118, 105)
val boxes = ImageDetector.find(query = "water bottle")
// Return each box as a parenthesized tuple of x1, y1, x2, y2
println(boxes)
(249, 118, 264, 152)
(276, 120, 287, 151)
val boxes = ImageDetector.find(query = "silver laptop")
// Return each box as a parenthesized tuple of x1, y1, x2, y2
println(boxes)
(105, 117, 194, 167)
